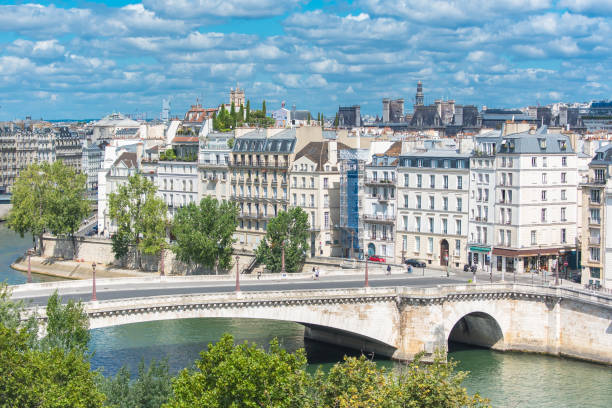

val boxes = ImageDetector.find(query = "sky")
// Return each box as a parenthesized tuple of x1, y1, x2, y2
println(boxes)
(0, 0, 611, 120)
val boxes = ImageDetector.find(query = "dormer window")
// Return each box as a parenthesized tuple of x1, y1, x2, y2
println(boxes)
(559, 140, 567, 151)
(538, 138, 546, 149)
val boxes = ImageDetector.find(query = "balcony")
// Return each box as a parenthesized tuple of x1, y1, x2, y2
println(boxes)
(589, 198, 601, 205)
(362, 213, 395, 223)
(365, 177, 396, 186)
(589, 217, 601, 225)
(375, 194, 392, 202)
(199, 159, 226, 167)
(230, 160, 289, 169)
(589, 236, 601, 245)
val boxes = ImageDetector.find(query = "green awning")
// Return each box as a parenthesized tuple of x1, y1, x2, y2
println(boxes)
(469, 246, 491, 253)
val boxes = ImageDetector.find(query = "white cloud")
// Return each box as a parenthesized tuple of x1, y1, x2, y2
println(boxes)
(559, 0, 612, 14)
(277, 73, 301, 88)
(6, 40, 66, 60)
(143, 0, 302, 18)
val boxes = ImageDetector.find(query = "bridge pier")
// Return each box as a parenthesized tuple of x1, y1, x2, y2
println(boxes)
(303, 323, 397, 359)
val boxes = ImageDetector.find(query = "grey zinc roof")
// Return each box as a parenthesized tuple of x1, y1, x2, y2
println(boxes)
(401, 149, 471, 159)
(233, 128, 296, 154)
(497, 133, 575, 154)
(591, 144, 612, 165)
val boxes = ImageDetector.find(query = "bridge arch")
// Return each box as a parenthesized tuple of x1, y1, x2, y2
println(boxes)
(447, 311, 504, 350)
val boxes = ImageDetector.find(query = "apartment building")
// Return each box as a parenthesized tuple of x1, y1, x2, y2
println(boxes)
(157, 159, 198, 217)
(292, 140, 349, 258)
(362, 142, 401, 261)
(579, 144, 612, 288)
(396, 150, 470, 269)
(229, 129, 296, 251)
(467, 134, 498, 270)
(198, 132, 232, 203)
(492, 132, 577, 275)
(54, 127, 83, 172)
(101, 152, 139, 234)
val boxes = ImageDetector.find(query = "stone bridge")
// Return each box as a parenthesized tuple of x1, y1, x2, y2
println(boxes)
(28, 283, 612, 364)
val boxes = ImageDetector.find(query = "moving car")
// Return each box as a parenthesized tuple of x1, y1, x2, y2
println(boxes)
(368, 255, 386, 263)
(404, 259, 426, 268)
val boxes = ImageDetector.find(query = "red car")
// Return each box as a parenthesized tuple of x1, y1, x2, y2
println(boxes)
(368, 255, 385, 263)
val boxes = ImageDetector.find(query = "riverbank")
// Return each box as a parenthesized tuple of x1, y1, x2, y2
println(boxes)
(11, 255, 153, 280)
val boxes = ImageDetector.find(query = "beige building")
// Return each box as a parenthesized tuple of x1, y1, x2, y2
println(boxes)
(198, 132, 233, 203)
(579, 144, 612, 288)
(291, 140, 349, 258)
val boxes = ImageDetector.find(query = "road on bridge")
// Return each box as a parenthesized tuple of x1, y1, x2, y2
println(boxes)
(15, 273, 471, 306)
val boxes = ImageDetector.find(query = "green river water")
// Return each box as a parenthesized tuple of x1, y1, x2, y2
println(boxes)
(1, 223, 610, 407)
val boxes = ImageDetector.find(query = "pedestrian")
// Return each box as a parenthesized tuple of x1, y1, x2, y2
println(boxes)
(257, 270, 262, 280)
(386, 264, 391, 276)
(315, 267, 320, 280)
(408, 264, 412, 274)
(312, 266, 316, 280)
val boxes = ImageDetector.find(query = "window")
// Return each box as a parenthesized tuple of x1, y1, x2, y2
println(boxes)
(590, 247, 600, 262)
(541, 190, 547, 201)
(541, 208, 547, 222)
(457, 198, 463, 212)
(324, 212, 329, 228)
(300, 194, 305, 206)
(506, 230, 511, 246)
(310, 177, 315, 188)
(416, 216, 421, 232)
(590, 208, 601, 223)
(531, 230, 537, 245)
(561, 172, 567, 184)
(430, 175, 435, 188)
(416, 195, 422, 209)
(429, 196, 435, 210)
(443, 197, 448, 211)
(562, 156, 567, 167)
(561, 190, 566, 200)
(508, 173, 513, 186)
(442, 218, 448, 234)
(403, 216, 408, 230)
(428, 217, 434, 233)
(590, 189, 601, 203)
(443, 175, 449, 189)
(456, 220, 462, 235)
(561, 228, 566, 243)
(417, 174, 422, 188)
(542, 157, 547, 167)
(532, 157, 537, 167)
(293, 176, 297, 187)
(561, 207, 566, 221)
(310, 194, 315, 207)
(590, 267, 601, 278)
(403, 235, 407, 251)
(542, 173, 547, 184)
(455, 240, 461, 256)
(324, 194, 329, 207)
(323, 177, 328, 188)
(427, 237, 433, 253)
(415, 236, 420, 252)
(404, 174, 409, 187)
(457, 176, 463, 189)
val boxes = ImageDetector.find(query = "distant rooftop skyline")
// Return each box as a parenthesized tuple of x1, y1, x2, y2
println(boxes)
(0, 0, 611, 120)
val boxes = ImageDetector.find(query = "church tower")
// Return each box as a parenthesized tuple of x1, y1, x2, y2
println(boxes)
(415, 81, 424, 108)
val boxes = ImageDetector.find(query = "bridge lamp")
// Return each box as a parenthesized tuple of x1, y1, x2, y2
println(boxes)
(26, 248, 33, 284)
(91, 262, 97, 301)
(235, 255, 240, 292)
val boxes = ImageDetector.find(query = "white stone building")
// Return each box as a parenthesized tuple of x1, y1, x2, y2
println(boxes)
(158, 160, 198, 217)
(396, 150, 470, 269)
(198, 132, 232, 203)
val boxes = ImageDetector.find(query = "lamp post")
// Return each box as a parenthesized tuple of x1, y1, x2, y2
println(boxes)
(364, 257, 369, 288)
(234, 255, 241, 292)
(91, 262, 97, 301)
(26, 249, 33, 284)
(159, 246, 165, 276)
(554, 256, 559, 286)
(281, 240, 286, 275)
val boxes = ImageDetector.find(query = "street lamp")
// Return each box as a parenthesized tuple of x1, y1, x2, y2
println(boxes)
(364, 257, 369, 288)
(91, 262, 97, 301)
(26, 249, 33, 284)
(159, 246, 165, 276)
(235, 255, 240, 292)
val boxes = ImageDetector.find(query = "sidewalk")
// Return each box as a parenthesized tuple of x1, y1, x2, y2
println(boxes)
(11, 256, 152, 280)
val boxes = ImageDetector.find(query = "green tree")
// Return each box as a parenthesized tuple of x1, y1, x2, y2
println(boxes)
(41, 292, 90, 353)
(262, 99, 267, 117)
(245, 100, 251, 122)
(163, 334, 312, 408)
(108, 174, 167, 269)
(333, 113, 339, 127)
(307, 112, 311, 124)
(0, 325, 105, 408)
(46, 161, 90, 259)
(227, 138, 235, 149)
(100, 359, 173, 408)
(8, 163, 49, 253)
(255, 207, 309, 273)
(238, 105, 244, 126)
(171, 197, 238, 274)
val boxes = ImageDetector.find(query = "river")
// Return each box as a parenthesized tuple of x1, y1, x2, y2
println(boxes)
(1, 224, 611, 407)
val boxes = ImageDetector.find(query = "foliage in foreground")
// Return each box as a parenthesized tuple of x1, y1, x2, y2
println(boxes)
(99, 359, 173, 408)
(161, 334, 490, 408)
(0, 283, 104, 407)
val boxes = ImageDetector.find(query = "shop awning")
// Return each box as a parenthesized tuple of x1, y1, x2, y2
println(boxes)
(469, 246, 491, 253)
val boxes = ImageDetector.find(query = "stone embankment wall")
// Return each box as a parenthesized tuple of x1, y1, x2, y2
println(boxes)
(41, 235, 255, 275)
(0, 203, 10, 221)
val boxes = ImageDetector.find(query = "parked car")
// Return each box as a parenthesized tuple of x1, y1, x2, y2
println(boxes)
(368, 255, 386, 263)
(404, 259, 426, 268)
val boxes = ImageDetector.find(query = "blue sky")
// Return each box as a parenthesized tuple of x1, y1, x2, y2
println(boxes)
(0, 0, 611, 120)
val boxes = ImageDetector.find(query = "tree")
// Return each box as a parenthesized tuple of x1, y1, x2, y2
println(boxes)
(255, 207, 309, 273)
(41, 292, 90, 353)
(108, 174, 167, 269)
(171, 197, 238, 274)
(8, 163, 49, 253)
(227, 138, 235, 149)
(99, 359, 173, 408)
(334, 113, 339, 127)
(238, 105, 244, 126)
(229, 102, 236, 129)
(262, 99, 267, 117)
(164, 334, 312, 408)
(245, 99, 251, 122)
(307, 112, 311, 124)
(46, 161, 90, 259)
